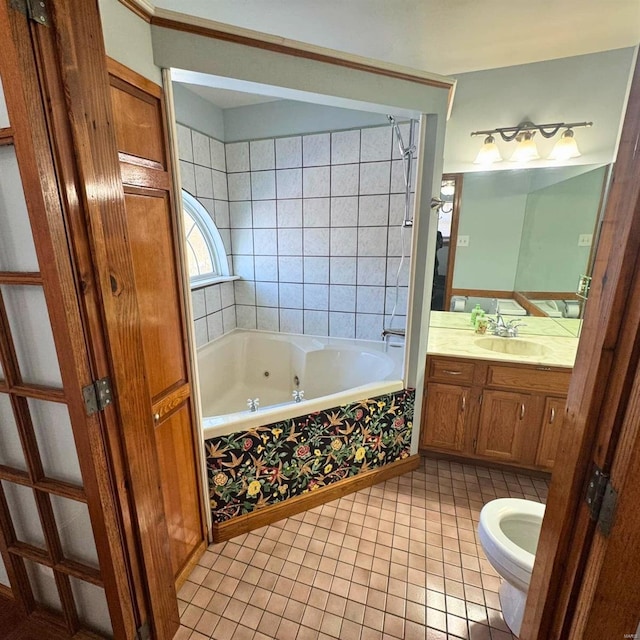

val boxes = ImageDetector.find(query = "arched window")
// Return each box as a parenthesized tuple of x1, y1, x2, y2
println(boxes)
(182, 190, 230, 287)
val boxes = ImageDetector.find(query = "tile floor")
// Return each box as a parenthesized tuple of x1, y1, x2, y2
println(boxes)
(175, 457, 549, 640)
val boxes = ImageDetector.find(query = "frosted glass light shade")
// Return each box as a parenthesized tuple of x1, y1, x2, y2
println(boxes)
(440, 181, 456, 197)
(549, 129, 581, 160)
(474, 135, 502, 164)
(510, 132, 540, 162)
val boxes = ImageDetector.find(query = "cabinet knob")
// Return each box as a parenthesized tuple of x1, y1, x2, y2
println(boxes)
(520, 403, 525, 420)
(550, 407, 555, 424)
(154, 413, 160, 422)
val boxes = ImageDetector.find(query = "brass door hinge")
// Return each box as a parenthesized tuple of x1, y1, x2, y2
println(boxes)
(10, 0, 50, 25)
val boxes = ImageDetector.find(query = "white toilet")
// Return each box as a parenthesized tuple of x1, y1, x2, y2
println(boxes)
(478, 498, 545, 637)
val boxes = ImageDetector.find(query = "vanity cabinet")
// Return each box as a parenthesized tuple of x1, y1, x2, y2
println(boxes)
(420, 355, 571, 471)
(535, 397, 566, 468)
(475, 389, 535, 463)
(421, 383, 470, 452)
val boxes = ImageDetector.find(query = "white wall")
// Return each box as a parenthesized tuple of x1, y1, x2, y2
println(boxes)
(223, 100, 390, 142)
(174, 84, 226, 140)
(98, 0, 161, 85)
(444, 47, 635, 173)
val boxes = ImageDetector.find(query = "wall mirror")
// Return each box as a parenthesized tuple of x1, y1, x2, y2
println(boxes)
(430, 165, 611, 336)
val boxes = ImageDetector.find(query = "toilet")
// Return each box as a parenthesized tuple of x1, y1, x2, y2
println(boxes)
(478, 498, 545, 637)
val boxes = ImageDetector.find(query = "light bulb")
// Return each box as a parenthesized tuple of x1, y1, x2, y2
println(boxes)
(510, 132, 540, 162)
(441, 181, 456, 197)
(474, 135, 502, 165)
(549, 129, 581, 160)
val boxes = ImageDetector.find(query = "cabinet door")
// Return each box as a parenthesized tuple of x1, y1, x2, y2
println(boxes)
(535, 396, 566, 469)
(476, 389, 531, 462)
(421, 382, 470, 452)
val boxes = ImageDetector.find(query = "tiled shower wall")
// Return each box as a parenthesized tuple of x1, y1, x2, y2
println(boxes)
(228, 123, 415, 341)
(177, 124, 238, 347)
(177, 121, 415, 345)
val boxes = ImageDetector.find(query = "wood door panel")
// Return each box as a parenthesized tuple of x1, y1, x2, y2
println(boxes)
(536, 397, 566, 469)
(123, 190, 186, 399)
(109, 81, 165, 167)
(154, 403, 202, 577)
(476, 390, 528, 462)
(422, 383, 468, 452)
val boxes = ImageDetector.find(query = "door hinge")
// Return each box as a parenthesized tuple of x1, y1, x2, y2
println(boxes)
(82, 377, 113, 415)
(136, 621, 151, 640)
(10, 0, 50, 25)
(585, 463, 618, 537)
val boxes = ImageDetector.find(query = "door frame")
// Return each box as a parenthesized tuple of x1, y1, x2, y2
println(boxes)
(442, 172, 463, 311)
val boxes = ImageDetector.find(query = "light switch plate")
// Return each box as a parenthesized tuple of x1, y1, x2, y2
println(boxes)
(457, 235, 470, 247)
(578, 233, 593, 247)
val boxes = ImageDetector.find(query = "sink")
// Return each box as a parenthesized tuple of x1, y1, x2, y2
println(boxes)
(475, 337, 551, 357)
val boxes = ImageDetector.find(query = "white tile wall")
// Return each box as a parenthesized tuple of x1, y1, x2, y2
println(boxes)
(179, 123, 238, 348)
(275, 136, 302, 169)
(181, 122, 415, 342)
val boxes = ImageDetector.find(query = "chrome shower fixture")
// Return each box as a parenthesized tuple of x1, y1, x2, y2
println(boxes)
(387, 115, 415, 158)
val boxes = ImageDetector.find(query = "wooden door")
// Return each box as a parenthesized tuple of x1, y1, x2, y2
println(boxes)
(476, 390, 530, 462)
(535, 397, 565, 469)
(0, 2, 142, 636)
(106, 60, 207, 583)
(521, 56, 640, 639)
(421, 382, 469, 452)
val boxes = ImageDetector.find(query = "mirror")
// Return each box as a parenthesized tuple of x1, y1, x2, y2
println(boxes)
(445, 164, 609, 320)
(513, 164, 608, 314)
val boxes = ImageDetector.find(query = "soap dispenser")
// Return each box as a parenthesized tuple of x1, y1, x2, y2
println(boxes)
(470, 304, 483, 326)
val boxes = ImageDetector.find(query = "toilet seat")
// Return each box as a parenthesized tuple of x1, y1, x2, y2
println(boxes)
(479, 498, 545, 592)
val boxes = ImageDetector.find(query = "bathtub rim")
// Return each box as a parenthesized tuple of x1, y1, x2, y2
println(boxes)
(198, 328, 406, 440)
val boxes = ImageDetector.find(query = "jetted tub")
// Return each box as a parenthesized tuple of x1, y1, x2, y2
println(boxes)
(198, 329, 404, 438)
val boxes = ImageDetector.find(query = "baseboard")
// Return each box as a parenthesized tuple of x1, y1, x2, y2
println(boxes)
(211, 454, 421, 543)
(175, 539, 207, 590)
(420, 449, 552, 478)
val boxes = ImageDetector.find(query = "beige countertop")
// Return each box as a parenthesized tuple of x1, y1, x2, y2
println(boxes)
(427, 313, 579, 368)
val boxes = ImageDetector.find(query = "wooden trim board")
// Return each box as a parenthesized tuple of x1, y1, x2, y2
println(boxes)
(212, 455, 421, 543)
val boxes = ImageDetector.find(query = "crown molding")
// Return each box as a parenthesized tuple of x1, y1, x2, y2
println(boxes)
(118, 0, 154, 22)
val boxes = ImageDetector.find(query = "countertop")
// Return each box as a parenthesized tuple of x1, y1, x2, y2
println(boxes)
(427, 312, 579, 369)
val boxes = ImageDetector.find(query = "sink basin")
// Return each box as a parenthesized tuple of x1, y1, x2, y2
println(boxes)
(475, 337, 551, 357)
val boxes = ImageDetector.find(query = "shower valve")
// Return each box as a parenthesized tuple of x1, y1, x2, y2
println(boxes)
(247, 398, 260, 412)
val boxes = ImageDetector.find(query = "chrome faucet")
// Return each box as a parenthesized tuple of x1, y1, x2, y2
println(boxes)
(488, 313, 526, 337)
(292, 390, 305, 403)
(247, 398, 260, 412)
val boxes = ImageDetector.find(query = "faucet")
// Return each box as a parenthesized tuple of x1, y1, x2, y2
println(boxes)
(247, 398, 260, 412)
(382, 328, 405, 338)
(488, 313, 526, 337)
(292, 390, 304, 403)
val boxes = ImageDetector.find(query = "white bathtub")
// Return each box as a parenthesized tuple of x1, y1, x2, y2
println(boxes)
(198, 330, 404, 438)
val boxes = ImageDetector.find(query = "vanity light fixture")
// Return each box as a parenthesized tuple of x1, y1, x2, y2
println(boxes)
(471, 120, 592, 164)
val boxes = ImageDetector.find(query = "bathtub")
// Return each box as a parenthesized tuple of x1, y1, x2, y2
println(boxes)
(198, 329, 404, 438)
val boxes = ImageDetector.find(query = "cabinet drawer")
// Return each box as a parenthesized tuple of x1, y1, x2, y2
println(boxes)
(428, 357, 475, 384)
(486, 365, 571, 394)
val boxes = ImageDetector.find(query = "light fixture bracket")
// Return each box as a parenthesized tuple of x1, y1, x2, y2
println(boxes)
(471, 120, 592, 143)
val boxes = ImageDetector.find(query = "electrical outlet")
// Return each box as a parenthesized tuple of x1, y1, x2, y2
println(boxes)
(578, 233, 593, 247)
(457, 235, 470, 247)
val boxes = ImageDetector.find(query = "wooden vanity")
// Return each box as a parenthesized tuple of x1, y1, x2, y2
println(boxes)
(420, 354, 571, 471)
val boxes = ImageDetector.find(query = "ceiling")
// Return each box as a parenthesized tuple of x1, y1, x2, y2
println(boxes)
(177, 84, 280, 109)
(154, 0, 640, 76)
